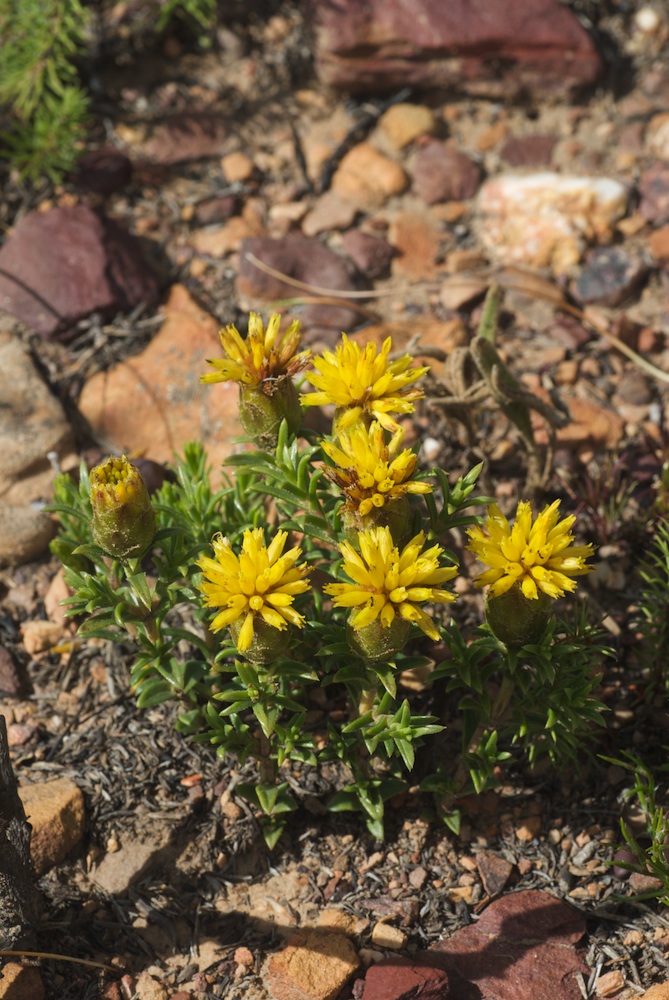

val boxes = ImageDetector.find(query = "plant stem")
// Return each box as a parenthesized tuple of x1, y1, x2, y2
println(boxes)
(258, 733, 275, 786)
(440, 673, 515, 816)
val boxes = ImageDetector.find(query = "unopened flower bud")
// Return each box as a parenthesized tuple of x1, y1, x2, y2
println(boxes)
(484, 585, 552, 648)
(347, 617, 412, 662)
(239, 380, 302, 448)
(90, 456, 156, 559)
(341, 495, 412, 547)
(230, 616, 292, 664)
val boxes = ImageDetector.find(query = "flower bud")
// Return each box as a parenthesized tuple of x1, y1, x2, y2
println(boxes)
(341, 495, 412, 547)
(239, 380, 302, 448)
(347, 616, 411, 662)
(90, 456, 156, 559)
(484, 584, 552, 648)
(230, 616, 292, 664)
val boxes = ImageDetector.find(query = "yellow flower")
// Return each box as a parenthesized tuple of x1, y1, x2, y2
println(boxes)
(90, 455, 156, 559)
(198, 528, 310, 653)
(321, 422, 432, 517)
(201, 312, 311, 393)
(301, 335, 428, 433)
(324, 526, 457, 641)
(466, 500, 594, 601)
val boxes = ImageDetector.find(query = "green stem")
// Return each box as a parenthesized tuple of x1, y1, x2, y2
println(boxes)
(258, 733, 276, 787)
(440, 673, 516, 815)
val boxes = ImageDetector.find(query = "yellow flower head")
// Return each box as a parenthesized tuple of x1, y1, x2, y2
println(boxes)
(466, 500, 594, 601)
(301, 335, 428, 432)
(197, 528, 310, 653)
(321, 422, 432, 517)
(201, 312, 311, 395)
(324, 526, 457, 641)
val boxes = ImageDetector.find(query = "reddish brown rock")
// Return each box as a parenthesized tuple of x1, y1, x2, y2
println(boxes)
(71, 147, 132, 195)
(78, 284, 247, 474)
(639, 163, 669, 224)
(499, 134, 557, 167)
(413, 142, 482, 205)
(342, 229, 395, 279)
(236, 236, 364, 342)
(0, 205, 159, 339)
(142, 114, 229, 165)
(313, 0, 603, 98)
(362, 959, 451, 999)
(428, 889, 587, 1000)
(476, 850, 515, 897)
(195, 195, 240, 225)
(0, 646, 30, 698)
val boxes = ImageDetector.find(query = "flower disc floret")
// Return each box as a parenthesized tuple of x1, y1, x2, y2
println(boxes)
(324, 526, 457, 641)
(321, 422, 432, 516)
(301, 335, 428, 432)
(198, 528, 310, 652)
(201, 312, 310, 394)
(466, 500, 594, 601)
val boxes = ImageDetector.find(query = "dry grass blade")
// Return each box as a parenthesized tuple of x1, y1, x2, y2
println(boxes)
(494, 265, 669, 386)
(0, 950, 119, 972)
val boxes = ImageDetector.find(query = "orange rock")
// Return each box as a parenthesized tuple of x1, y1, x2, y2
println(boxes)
(0, 962, 45, 1000)
(78, 285, 247, 478)
(533, 395, 625, 450)
(649, 224, 669, 263)
(640, 984, 669, 1000)
(19, 777, 85, 875)
(267, 929, 359, 1000)
(349, 317, 468, 360)
(332, 142, 408, 209)
(388, 211, 442, 279)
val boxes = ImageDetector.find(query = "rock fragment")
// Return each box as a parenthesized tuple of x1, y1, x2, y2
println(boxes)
(342, 230, 394, 279)
(18, 777, 85, 876)
(500, 135, 557, 167)
(78, 284, 246, 472)
(332, 142, 408, 209)
(313, 0, 603, 97)
(429, 889, 587, 1000)
(377, 103, 436, 150)
(361, 958, 451, 999)
(0, 205, 159, 339)
(236, 236, 363, 341)
(267, 929, 359, 1000)
(142, 114, 229, 165)
(573, 247, 649, 307)
(413, 142, 482, 205)
(639, 163, 669, 224)
(478, 172, 629, 272)
(0, 506, 55, 568)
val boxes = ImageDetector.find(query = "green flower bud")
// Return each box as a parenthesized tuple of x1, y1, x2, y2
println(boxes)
(346, 616, 411, 662)
(90, 456, 156, 559)
(484, 584, 553, 648)
(230, 616, 292, 664)
(341, 495, 412, 548)
(239, 380, 302, 448)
